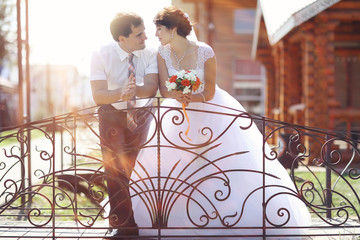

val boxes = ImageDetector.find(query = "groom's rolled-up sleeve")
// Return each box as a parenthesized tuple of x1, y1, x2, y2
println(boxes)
(90, 50, 106, 81)
(145, 47, 158, 75)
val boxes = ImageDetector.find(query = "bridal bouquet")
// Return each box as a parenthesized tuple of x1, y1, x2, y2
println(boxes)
(165, 70, 203, 141)
(165, 70, 202, 94)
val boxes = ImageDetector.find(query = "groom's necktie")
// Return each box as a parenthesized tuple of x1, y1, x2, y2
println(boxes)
(127, 53, 137, 131)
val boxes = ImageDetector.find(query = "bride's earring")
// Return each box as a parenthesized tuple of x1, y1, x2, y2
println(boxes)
(171, 31, 174, 40)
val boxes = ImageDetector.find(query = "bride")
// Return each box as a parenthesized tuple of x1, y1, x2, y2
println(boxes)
(129, 6, 311, 238)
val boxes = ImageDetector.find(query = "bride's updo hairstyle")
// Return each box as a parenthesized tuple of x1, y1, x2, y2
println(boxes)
(154, 6, 192, 38)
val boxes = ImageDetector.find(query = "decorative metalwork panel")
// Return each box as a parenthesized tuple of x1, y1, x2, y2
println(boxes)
(0, 98, 359, 239)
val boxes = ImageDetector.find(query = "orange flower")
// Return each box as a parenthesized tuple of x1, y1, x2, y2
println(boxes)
(181, 79, 191, 86)
(169, 75, 177, 83)
(192, 77, 201, 91)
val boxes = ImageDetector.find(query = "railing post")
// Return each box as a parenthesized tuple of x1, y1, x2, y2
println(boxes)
(52, 117, 56, 239)
(73, 114, 78, 219)
(156, 98, 162, 239)
(325, 135, 332, 219)
(261, 117, 266, 240)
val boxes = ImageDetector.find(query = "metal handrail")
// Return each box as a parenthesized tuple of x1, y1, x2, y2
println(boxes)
(0, 98, 359, 239)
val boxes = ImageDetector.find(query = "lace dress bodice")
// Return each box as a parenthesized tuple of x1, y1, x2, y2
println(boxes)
(158, 42, 215, 93)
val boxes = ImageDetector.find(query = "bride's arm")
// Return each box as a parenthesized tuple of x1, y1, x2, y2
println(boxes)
(158, 53, 184, 101)
(192, 56, 216, 102)
(158, 53, 170, 97)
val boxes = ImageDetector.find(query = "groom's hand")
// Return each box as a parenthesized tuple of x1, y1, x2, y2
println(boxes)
(121, 73, 136, 101)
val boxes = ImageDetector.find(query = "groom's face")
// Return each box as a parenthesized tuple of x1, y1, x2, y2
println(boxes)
(122, 23, 147, 52)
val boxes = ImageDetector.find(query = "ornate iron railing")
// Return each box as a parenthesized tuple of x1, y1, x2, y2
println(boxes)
(0, 98, 359, 239)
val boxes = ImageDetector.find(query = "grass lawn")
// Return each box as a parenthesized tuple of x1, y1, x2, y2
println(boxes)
(0, 129, 49, 146)
(0, 177, 105, 224)
(294, 170, 360, 220)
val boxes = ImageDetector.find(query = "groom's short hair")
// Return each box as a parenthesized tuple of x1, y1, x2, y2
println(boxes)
(110, 12, 143, 41)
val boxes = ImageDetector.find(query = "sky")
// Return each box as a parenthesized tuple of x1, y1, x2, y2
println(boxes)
(28, 0, 171, 75)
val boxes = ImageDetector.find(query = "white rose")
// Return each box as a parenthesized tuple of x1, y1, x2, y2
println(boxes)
(183, 86, 191, 94)
(176, 70, 186, 78)
(185, 72, 196, 81)
(166, 81, 177, 91)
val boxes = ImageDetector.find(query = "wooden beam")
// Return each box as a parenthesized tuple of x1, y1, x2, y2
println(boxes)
(331, 1, 360, 9)
(324, 10, 360, 20)
(335, 49, 360, 56)
(329, 108, 360, 120)
(335, 34, 360, 41)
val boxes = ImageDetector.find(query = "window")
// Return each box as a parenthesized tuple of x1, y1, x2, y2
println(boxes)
(234, 9, 256, 34)
(335, 56, 360, 108)
(233, 59, 266, 115)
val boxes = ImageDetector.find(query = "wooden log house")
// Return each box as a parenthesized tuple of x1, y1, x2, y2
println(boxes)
(252, 0, 360, 135)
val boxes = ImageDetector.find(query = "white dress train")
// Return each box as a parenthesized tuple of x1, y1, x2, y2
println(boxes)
(130, 42, 311, 239)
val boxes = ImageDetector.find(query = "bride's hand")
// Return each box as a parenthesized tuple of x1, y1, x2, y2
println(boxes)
(173, 90, 183, 102)
(182, 94, 192, 106)
(173, 91, 192, 106)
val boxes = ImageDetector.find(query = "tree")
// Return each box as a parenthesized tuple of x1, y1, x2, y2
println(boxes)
(0, 0, 15, 68)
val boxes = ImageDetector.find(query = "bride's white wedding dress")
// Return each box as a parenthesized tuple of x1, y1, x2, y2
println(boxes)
(130, 42, 311, 238)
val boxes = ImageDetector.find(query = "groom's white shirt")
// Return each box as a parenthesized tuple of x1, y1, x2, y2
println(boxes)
(90, 42, 158, 109)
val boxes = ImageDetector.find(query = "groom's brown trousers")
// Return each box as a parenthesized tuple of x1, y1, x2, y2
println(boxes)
(98, 104, 152, 229)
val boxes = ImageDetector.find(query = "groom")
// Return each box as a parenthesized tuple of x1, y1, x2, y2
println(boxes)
(90, 12, 158, 239)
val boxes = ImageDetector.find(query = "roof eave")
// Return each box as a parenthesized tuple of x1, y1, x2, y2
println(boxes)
(268, 0, 341, 45)
(251, 0, 263, 60)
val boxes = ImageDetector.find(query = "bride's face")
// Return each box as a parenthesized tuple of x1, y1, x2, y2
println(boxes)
(155, 25, 173, 45)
